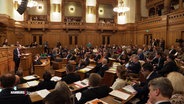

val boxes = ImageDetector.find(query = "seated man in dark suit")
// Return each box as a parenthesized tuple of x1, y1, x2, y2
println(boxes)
(37, 71, 56, 90)
(133, 63, 159, 104)
(0, 73, 31, 104)
(33, 55, 42, 65)
(76, 73, 112, 104)
(97, 58, 109, 77)
(127, 54, 141, 74)
(62, 64, 81, 84)
(152, 52, 165, 71)
(147, 77, 173, 104)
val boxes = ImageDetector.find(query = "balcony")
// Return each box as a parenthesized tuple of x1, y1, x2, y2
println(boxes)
(27, 21, 48, 31)
(97, 23, 117, 32)
(63, 22, 85, 31)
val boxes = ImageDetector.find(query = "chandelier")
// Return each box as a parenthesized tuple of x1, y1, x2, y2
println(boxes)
(113, 0, 129, 14)
(15, 0, 38, 8)
(27, 0, 38, 8)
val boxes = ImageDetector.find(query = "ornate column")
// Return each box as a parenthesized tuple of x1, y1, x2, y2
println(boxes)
(135, 0, 141, 21)
(163, 0, 171, 14)
(179, 0, 183, 10)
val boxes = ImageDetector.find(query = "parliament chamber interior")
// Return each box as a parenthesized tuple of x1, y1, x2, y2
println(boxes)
(0, 0, 184, 104)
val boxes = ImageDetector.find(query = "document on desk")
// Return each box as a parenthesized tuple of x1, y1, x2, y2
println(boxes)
(36, 89, 50, 98)
(23, 75, 35, 80)
(51, 76, 62, 82)
(122, 85, 137, 94)
(78, 68, 91, 73)
(86, 65, 95, 69)
(74, 79, 89, 88)
(27, 80, 39, 87)
(109, 90, 130, 100)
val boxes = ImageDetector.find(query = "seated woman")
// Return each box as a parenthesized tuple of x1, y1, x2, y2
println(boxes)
(37, 71, 56, 90)
(43, 81, 73, 104)
(76, 73, 112, 104)
(111, 65, 127, 90)
(167, 72, 184, 104)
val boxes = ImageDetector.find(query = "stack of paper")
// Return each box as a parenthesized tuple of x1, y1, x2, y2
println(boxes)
(122, 85, 137, 94)
(23, 75, 35, 80)
(36, 89, 50, 98)
(87, 65, 95, 69)
(74, 79, 89, 88)
(78, 67, 91, 73)
(51, 76, 62, 82)
(109, 90, 130, 100)
(27, 80, 39, 87)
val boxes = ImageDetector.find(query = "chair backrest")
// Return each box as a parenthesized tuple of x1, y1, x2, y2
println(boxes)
(0, 94, 31, 104)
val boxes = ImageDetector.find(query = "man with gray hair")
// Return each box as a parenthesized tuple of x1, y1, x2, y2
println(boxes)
(147, 77, 173, 104)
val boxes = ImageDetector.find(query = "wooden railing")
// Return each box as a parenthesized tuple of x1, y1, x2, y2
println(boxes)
(146, 0, 164, 8)
(27, 21, 48, 31)
(168, 10, 184, 25)
(98, 23, 116, 32)
(63, 22, 85, 31)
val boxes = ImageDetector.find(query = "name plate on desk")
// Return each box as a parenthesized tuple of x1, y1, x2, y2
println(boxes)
(85, 98, 108, 104)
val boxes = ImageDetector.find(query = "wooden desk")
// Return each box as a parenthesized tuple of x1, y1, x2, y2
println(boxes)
(108, 57, 116, 67)
(30, 92, 43, 103)
(30, 89, 54, 103)
(20, 53, 32, 76)
(55, 68, 66, 77)
(34, 59, 50, 78)
(77, 64, 96, 80)
(101, 69, 117, 87)
(17, 80, 39, 89)
(100, 89, 136, 104)
(68, 79, 89, 93)
(23, 75, 40, 81)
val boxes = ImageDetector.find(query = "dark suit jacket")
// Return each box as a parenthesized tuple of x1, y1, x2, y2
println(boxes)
(0, 88, 31, 104)
(33, 59, 42, 65)
(169, 49, 176, 55)
(97, 64, 109, 77)
(37, 80, 56, 90)
(84, 57, 90, 66)
(133, 71, 159, 104)
(157, 101, 171, 104)
(77, 85, 112, 104)
(152, 57, 165, 71)
(13, 48, 20, 61)
(158, 61, 179, 76)
(127, 61, 141, 74)
(62, 73, 81, 84)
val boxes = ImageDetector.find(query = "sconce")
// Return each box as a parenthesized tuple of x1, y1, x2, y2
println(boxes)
(14, 1, 19, 10)
(52, 4, 61, 13)
(87, 6, 95, 14)
(98, 8, 104, 15)
(69, 5, 75, 13)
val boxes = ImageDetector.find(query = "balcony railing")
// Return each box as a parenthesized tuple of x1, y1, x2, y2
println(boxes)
(63, 22, 85, 31)
(168, 10, 184, 25)
(98, 23, 116, 32)
(27, 21, 48, 30)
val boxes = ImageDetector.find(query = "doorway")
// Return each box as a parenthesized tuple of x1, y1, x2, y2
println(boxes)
(144, 34, 152, 45)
